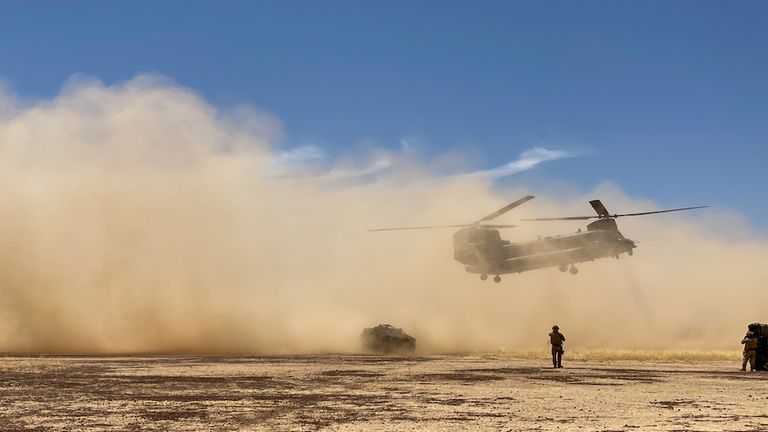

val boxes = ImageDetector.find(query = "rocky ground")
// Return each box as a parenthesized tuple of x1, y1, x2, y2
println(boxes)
(0, 355, 765, 431)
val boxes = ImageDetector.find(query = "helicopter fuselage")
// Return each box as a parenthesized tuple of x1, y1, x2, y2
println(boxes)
(454, 219, 636, 277)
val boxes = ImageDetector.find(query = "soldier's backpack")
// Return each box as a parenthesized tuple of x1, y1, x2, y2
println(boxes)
(549, 332, 563, 346)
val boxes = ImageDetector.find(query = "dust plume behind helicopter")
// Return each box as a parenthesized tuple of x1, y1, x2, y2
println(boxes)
(0, 76, 765, 355)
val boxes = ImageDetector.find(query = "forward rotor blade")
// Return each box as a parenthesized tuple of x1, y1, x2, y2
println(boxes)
(368, 224, 476, 232)
(368, 223, 517, 232)
(475, 195, 535, 224)
(611, 205, 709, 218)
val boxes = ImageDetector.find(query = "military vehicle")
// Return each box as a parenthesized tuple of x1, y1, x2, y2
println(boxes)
(370, 195, 707, 281)
(747, 323, 768, 370)
(361, 324, 416, 354)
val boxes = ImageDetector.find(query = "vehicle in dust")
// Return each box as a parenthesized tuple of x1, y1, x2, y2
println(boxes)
(361, 324, 416, 354)
(748, 323, 768, 370)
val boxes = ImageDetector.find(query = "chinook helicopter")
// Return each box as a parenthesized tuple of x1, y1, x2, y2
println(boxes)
(370, 196, 707, 282)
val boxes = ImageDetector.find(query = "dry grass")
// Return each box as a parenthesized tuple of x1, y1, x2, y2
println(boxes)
(484, 348, 741, 361)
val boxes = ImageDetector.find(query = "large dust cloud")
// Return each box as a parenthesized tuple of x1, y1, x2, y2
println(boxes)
(0, 76, 765, 354)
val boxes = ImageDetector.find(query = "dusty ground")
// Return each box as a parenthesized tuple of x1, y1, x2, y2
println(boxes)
(0, 355, 765, 431)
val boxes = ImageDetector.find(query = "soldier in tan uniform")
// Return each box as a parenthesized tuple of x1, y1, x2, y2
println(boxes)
(549, 325, 566, 368)
(742, 331, 758, 371)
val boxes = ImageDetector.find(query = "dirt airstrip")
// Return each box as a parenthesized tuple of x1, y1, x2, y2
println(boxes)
(0, 355, 765, 431)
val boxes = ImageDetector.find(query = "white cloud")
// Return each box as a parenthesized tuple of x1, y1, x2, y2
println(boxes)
(399, 138, 412, 151)
(267, 146, 392, 180)
(319, 157, 392, 180)
(463, 147, 576, 179)
(272, 145, 574, 183)
(268, 145, 327, 175)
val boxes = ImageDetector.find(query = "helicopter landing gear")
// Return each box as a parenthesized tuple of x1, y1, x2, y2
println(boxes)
(493, 275, 501, 283)
(558, 264, 568, 272)
(480, 274, 488, 281)
(569, 265, 579, 275)
(628, 249, 634, 256)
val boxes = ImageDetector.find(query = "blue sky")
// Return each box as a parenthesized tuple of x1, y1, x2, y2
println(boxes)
(1, 1, 766, 227)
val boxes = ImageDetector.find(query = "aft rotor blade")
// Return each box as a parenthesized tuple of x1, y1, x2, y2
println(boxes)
(611, 206, 709, 218)
(521, 205, 709, 221)
(589, 200, 610, 218)
(475, 195, 535, 224)
(368, 224, 476, 232)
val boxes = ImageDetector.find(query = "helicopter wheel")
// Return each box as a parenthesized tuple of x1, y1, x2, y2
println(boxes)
(558, 264, 567, 272)
(480, 274, 488, 281)
(493, 275, 501, 283)
(569, 266, 579, 275)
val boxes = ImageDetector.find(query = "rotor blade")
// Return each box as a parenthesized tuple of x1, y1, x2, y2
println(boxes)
(476, 224, 517, 229)
(611, 205, 709, 218)
(589, 200, 610, 218)
(368, 223, 517, 232)
(521, 205, 709, 221)
(521, 216, 598, 221)
(367, 224, 477, 232)
(475, 195, 535, 224)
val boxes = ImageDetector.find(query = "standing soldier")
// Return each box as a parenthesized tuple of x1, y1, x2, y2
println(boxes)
(549, 325, 566, 368)
(742, 331, 758, 372)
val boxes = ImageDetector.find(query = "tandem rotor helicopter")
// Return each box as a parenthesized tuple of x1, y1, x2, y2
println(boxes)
(369, 196, 707, 282)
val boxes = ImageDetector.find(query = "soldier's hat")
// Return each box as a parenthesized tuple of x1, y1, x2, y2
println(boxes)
(552, 325, 559, 330)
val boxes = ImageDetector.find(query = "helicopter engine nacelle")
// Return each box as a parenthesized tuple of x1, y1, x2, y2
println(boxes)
(453, 227, 506, 268)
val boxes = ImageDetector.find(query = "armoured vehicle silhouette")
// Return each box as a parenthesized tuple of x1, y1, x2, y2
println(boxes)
(361, 324, 416, 354)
